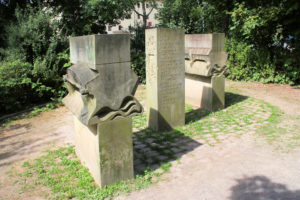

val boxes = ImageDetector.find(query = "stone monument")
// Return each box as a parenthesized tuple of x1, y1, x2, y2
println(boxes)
(63, 34, 143, 187)
(185, 33, 228, 111)
(146, 28, 185, 131)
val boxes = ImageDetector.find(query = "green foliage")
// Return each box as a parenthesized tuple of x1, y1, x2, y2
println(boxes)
(0, 1, 132, 116)
(158, 0, 226, 33)
(0, 60, 34, 113)
(226, 38, 300, 84)
(130, 26, 146, 83)
(227, 1, 300, 84)
(44, 0, 132, 37)
(0, 6, 70, 115)
(0, 58, 68, 115)
(158, 0, 300, 84)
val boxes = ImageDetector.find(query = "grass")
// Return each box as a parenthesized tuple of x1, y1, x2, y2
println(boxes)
(16, 146, 170, 200)
(257, 112, 300, 151)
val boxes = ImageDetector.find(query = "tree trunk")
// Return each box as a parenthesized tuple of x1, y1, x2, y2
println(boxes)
(142, 1, 147, 27)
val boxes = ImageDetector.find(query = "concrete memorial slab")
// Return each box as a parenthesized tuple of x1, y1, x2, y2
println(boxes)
(146, 28, 185, 131)
(63, 34, 143, 187)
(185, 33, 227, 111)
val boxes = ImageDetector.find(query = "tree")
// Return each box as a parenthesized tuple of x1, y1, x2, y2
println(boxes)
(131, 0, 158, 27)
(0, 0, 135, 114)
(43, 0, 133, 36)
(157, 0, 300, 84)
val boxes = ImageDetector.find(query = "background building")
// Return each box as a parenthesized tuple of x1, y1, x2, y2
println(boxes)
(106, 1, 162, 33)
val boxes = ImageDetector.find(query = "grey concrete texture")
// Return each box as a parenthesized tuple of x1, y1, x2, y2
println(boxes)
(69, 34, 130, 68)
(185, 74, 225, 111)
(74, 117, 134, 187)
(185, 33, 228, 77)
(146, 28, 185, 131)
(63, 34, 143, 126)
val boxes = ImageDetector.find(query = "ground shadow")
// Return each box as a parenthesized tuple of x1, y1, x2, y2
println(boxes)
(0, 130, 65, 169)
(133, 127, 201, 176)
(185, 92, 249, 124)
(225, 92, 248, 108)
(230, 175, 300, 200)
(133, 92, 249, 176)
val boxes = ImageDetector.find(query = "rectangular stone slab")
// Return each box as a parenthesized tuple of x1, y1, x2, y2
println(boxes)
(185, 74, 225, 111)
(69, 34, 130, 69)
(146, 28, 185, 131)
(185, 33, 227, 77)
(73, 116, 133, 187)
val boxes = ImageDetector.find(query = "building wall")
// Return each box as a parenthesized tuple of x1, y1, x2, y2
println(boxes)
(106, 2, 162, 33)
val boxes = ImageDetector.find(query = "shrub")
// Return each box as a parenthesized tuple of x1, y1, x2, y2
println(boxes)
(0, 60, 34, 114)
(130, 25, 146, 83)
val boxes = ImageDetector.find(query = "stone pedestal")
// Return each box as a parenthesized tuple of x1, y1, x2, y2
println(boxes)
(73, 116, 133, 187)
(185, 74, 225, 111)
(146, 28, 185, 131)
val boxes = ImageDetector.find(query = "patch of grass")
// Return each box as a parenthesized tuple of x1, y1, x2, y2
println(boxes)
(132, 114, 147, 130)
(132, 92, 280, 145)
(17, 146, 167, 200)
(160, 162, 172, 173)
(257, 112, 300, 151)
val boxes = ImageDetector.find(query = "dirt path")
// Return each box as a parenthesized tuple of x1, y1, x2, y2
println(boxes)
(0, 107, 74, 175)
(116, 81, 300, 200)
(226, 80, 300, 116)
(0, 81, 300, 200)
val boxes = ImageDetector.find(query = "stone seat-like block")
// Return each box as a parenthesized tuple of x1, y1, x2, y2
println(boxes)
(70, 34, 130, 70)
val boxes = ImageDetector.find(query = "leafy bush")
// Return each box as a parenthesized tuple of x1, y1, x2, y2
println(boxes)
(0, 60, 34, 114)
(226, 39, 300, 84)
(0, 6, 71, 116)
(130, 25, 146, 83)
(227, 2, 300, 84)
(0, 55, 70, 115)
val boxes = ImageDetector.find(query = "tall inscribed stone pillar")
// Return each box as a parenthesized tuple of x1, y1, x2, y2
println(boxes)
(146, 28, 185, 131)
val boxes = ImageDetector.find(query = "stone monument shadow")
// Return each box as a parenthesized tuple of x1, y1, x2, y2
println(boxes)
(185, 91, 249, 124)
(133, 108, 202, 176)
(225, 92, 249, 108)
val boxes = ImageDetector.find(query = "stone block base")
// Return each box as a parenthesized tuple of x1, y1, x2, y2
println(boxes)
(73, 116, 134, 187)
(185, 74, 225, 111)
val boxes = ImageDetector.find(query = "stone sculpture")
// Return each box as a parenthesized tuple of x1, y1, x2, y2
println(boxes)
(63, 34, 143, 187)
(185, 33, 228, 111)
(63, 35, 142, 126)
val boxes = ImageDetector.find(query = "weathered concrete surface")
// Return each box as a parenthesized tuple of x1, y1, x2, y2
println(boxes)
(146, 28, 185, 131)
(184, 33, 226, 111)
(211, 76, 225, 111)
(70, 34, 130, 69)
(185, 33, 227, 77)
(64, 34, 142, 126)
(185, 75, 225, 111)
(74, 117, 133, 187)
(64, 34, 141, 188)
